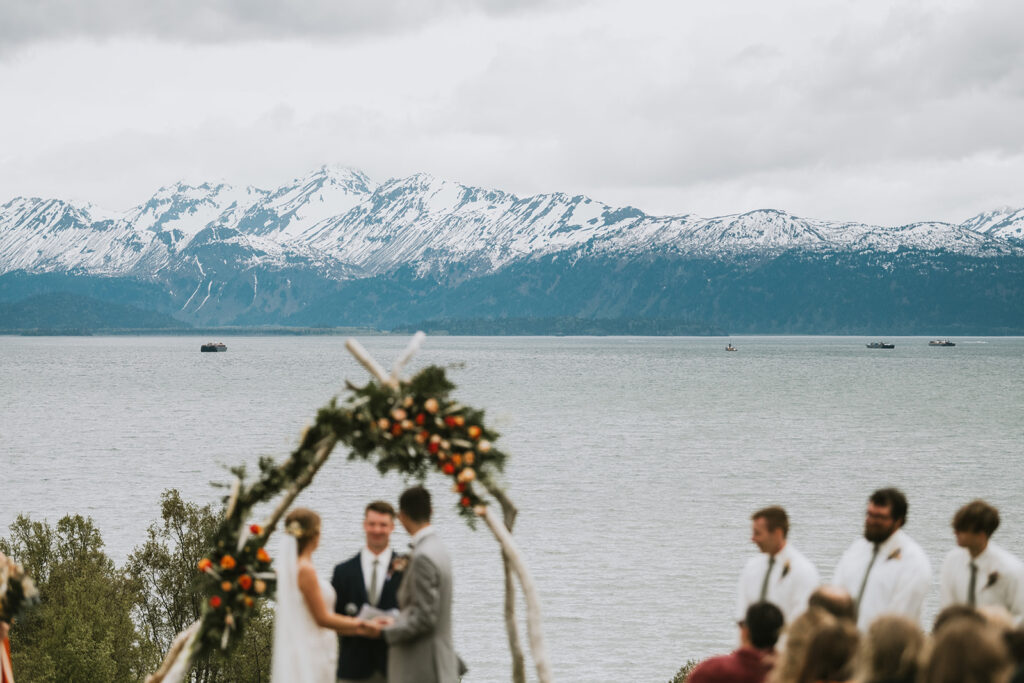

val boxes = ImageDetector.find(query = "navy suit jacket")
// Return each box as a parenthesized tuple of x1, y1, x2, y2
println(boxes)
(331, 551, 404, 680)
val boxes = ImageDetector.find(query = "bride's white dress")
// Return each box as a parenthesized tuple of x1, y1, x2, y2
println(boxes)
(271, 535, 339, 682)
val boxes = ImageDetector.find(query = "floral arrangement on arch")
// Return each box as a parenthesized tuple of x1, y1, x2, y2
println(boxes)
(189, 363, 508, 658)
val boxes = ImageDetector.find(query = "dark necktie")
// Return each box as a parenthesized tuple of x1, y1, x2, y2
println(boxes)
(855, 544, 881, 610)
(968, 561, 978, 607)
(368, 558, 379, 605)
(759, 555, 776, 601)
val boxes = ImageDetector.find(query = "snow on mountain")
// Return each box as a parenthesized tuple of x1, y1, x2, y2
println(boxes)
(2, 169, 1022, 283)
(232, 166, 375, 241)
(960, 207, 1024, 242)
(0, 197, 143, 275)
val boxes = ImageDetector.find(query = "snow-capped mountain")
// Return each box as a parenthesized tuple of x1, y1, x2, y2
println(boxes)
(2, 166, 1023, 283)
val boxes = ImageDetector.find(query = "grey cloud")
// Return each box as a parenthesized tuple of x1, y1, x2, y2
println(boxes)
(0, 0, 573, 49)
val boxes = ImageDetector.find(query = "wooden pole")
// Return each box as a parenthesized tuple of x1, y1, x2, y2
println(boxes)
(145, 620, 200, 683)
(478, 506, 553, 683)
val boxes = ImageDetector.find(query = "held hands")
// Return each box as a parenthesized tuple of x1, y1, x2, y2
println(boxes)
(355, 616, 393, 638)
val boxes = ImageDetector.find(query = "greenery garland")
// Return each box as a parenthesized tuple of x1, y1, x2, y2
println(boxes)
(191, 364, 509, 659)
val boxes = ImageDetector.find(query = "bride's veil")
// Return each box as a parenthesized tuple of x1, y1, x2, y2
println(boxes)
(271, 532, 317, 682)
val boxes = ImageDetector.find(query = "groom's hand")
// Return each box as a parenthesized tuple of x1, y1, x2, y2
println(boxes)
(358, 621, 382, 638)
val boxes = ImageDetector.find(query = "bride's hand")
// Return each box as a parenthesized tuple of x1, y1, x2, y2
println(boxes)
(358, 620, 382, 638)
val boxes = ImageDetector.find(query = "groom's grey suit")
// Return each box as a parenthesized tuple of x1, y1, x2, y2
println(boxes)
(383, 527, 459, 683)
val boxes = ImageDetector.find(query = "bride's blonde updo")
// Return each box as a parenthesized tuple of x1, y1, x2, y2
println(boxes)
(284, 508, 321, 554)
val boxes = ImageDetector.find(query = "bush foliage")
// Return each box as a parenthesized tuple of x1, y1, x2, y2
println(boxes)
(0, 490, 273, 683)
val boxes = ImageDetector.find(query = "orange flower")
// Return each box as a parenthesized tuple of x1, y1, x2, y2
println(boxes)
(220, 555, 237, 570)
(243, 596, 255, 608)
(257, 548, 271, 563)
(238, 575, 253, 591)
(460, 496, 471, 507)
(254, 580, 267, 594)
(424, 398, 440, 414)
(442, 463, 455, 475)
(210, 596, 222, 609)
(221, 581, 233, 592)
(249, 524, 262, 535)
(198, 558, 213, 572)
(467, 425, 482, 439)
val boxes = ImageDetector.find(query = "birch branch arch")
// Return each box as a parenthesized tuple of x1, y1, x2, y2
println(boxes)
(147, 333, 552, 683)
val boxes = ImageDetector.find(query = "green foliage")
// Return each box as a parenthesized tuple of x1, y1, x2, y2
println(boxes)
(1, 490, 274, 683)
(126, 489, 273, 683)
(669, 659, 701, 682)
(0, 515, 153, 682)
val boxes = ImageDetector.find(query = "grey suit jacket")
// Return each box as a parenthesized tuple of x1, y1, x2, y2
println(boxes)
(383, 528, 459, 683)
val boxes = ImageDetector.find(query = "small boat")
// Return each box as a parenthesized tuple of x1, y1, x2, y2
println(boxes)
(201, 342, 227, 352)
(725, 343, 737, 352)
(929, 339, 956, 347)
(866, 342, 895, 349)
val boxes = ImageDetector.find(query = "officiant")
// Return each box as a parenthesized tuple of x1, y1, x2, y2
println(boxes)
(332, 501, 406, 683)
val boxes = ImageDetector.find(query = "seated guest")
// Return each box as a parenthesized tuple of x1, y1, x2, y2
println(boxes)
(856, 615, 924, 683)
(794, 619, 859, 683)
(769, 607, 836, 683)
(1006, 626, 1024, 683)
(808, 586, 856, 622)
(933, 603, 985, 634)
(924, 617, 1013, 683)
(688, 602, 784, 683)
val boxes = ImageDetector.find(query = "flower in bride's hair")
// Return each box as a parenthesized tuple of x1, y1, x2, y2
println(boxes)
(285, 521, 303, 537)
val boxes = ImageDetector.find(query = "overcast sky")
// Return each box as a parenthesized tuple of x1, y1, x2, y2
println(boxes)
(2, 0, 1023, 225)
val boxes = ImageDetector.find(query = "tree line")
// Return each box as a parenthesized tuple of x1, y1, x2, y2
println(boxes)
(0, 490, 273, 682)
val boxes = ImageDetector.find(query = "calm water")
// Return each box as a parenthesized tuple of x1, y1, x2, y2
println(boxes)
(2, 335, 1023, 682)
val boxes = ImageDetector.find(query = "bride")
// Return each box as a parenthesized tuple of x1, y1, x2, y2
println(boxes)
(273, 508, 383, 682)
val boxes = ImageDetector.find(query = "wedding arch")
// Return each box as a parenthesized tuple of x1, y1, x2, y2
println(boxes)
(147, 333, 552, 683)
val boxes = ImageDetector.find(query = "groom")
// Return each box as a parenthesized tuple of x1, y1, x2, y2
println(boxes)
(332, 501, 406, 683)
(383, 486, 460, 683)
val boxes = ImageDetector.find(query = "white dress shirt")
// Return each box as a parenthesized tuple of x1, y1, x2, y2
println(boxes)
(940, 541, 1024, 625)
(360, 546, 393, 604)
(832, 528, 932, 630)
(736, 542, 821, 624)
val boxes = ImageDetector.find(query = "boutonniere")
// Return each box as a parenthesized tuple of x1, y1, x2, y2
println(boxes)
(985, 571, 999, 589)
(388, 554, 408, 579)
(886, 548, 901, 561)
(780, 561, 791, 579)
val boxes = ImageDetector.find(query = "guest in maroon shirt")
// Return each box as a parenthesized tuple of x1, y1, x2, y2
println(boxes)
(688, 602, 784, 683)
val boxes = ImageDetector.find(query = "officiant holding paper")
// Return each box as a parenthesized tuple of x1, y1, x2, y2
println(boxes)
(332, 501, 406, 683)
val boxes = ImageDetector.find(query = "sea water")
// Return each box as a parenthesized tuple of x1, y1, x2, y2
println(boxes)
(2, 335, 1023, 681)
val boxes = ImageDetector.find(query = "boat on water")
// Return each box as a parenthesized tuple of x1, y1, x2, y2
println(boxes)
(725, 343, 737, 352)
(866, 342, 895, 349)
(201, 342, 227, 352)
(929, 339, 956, 347)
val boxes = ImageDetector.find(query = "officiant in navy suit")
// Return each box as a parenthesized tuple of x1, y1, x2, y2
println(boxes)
(332, 501, 406, 683)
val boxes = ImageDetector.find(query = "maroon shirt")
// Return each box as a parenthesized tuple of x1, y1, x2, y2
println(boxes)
(687, 646, 773, 683)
